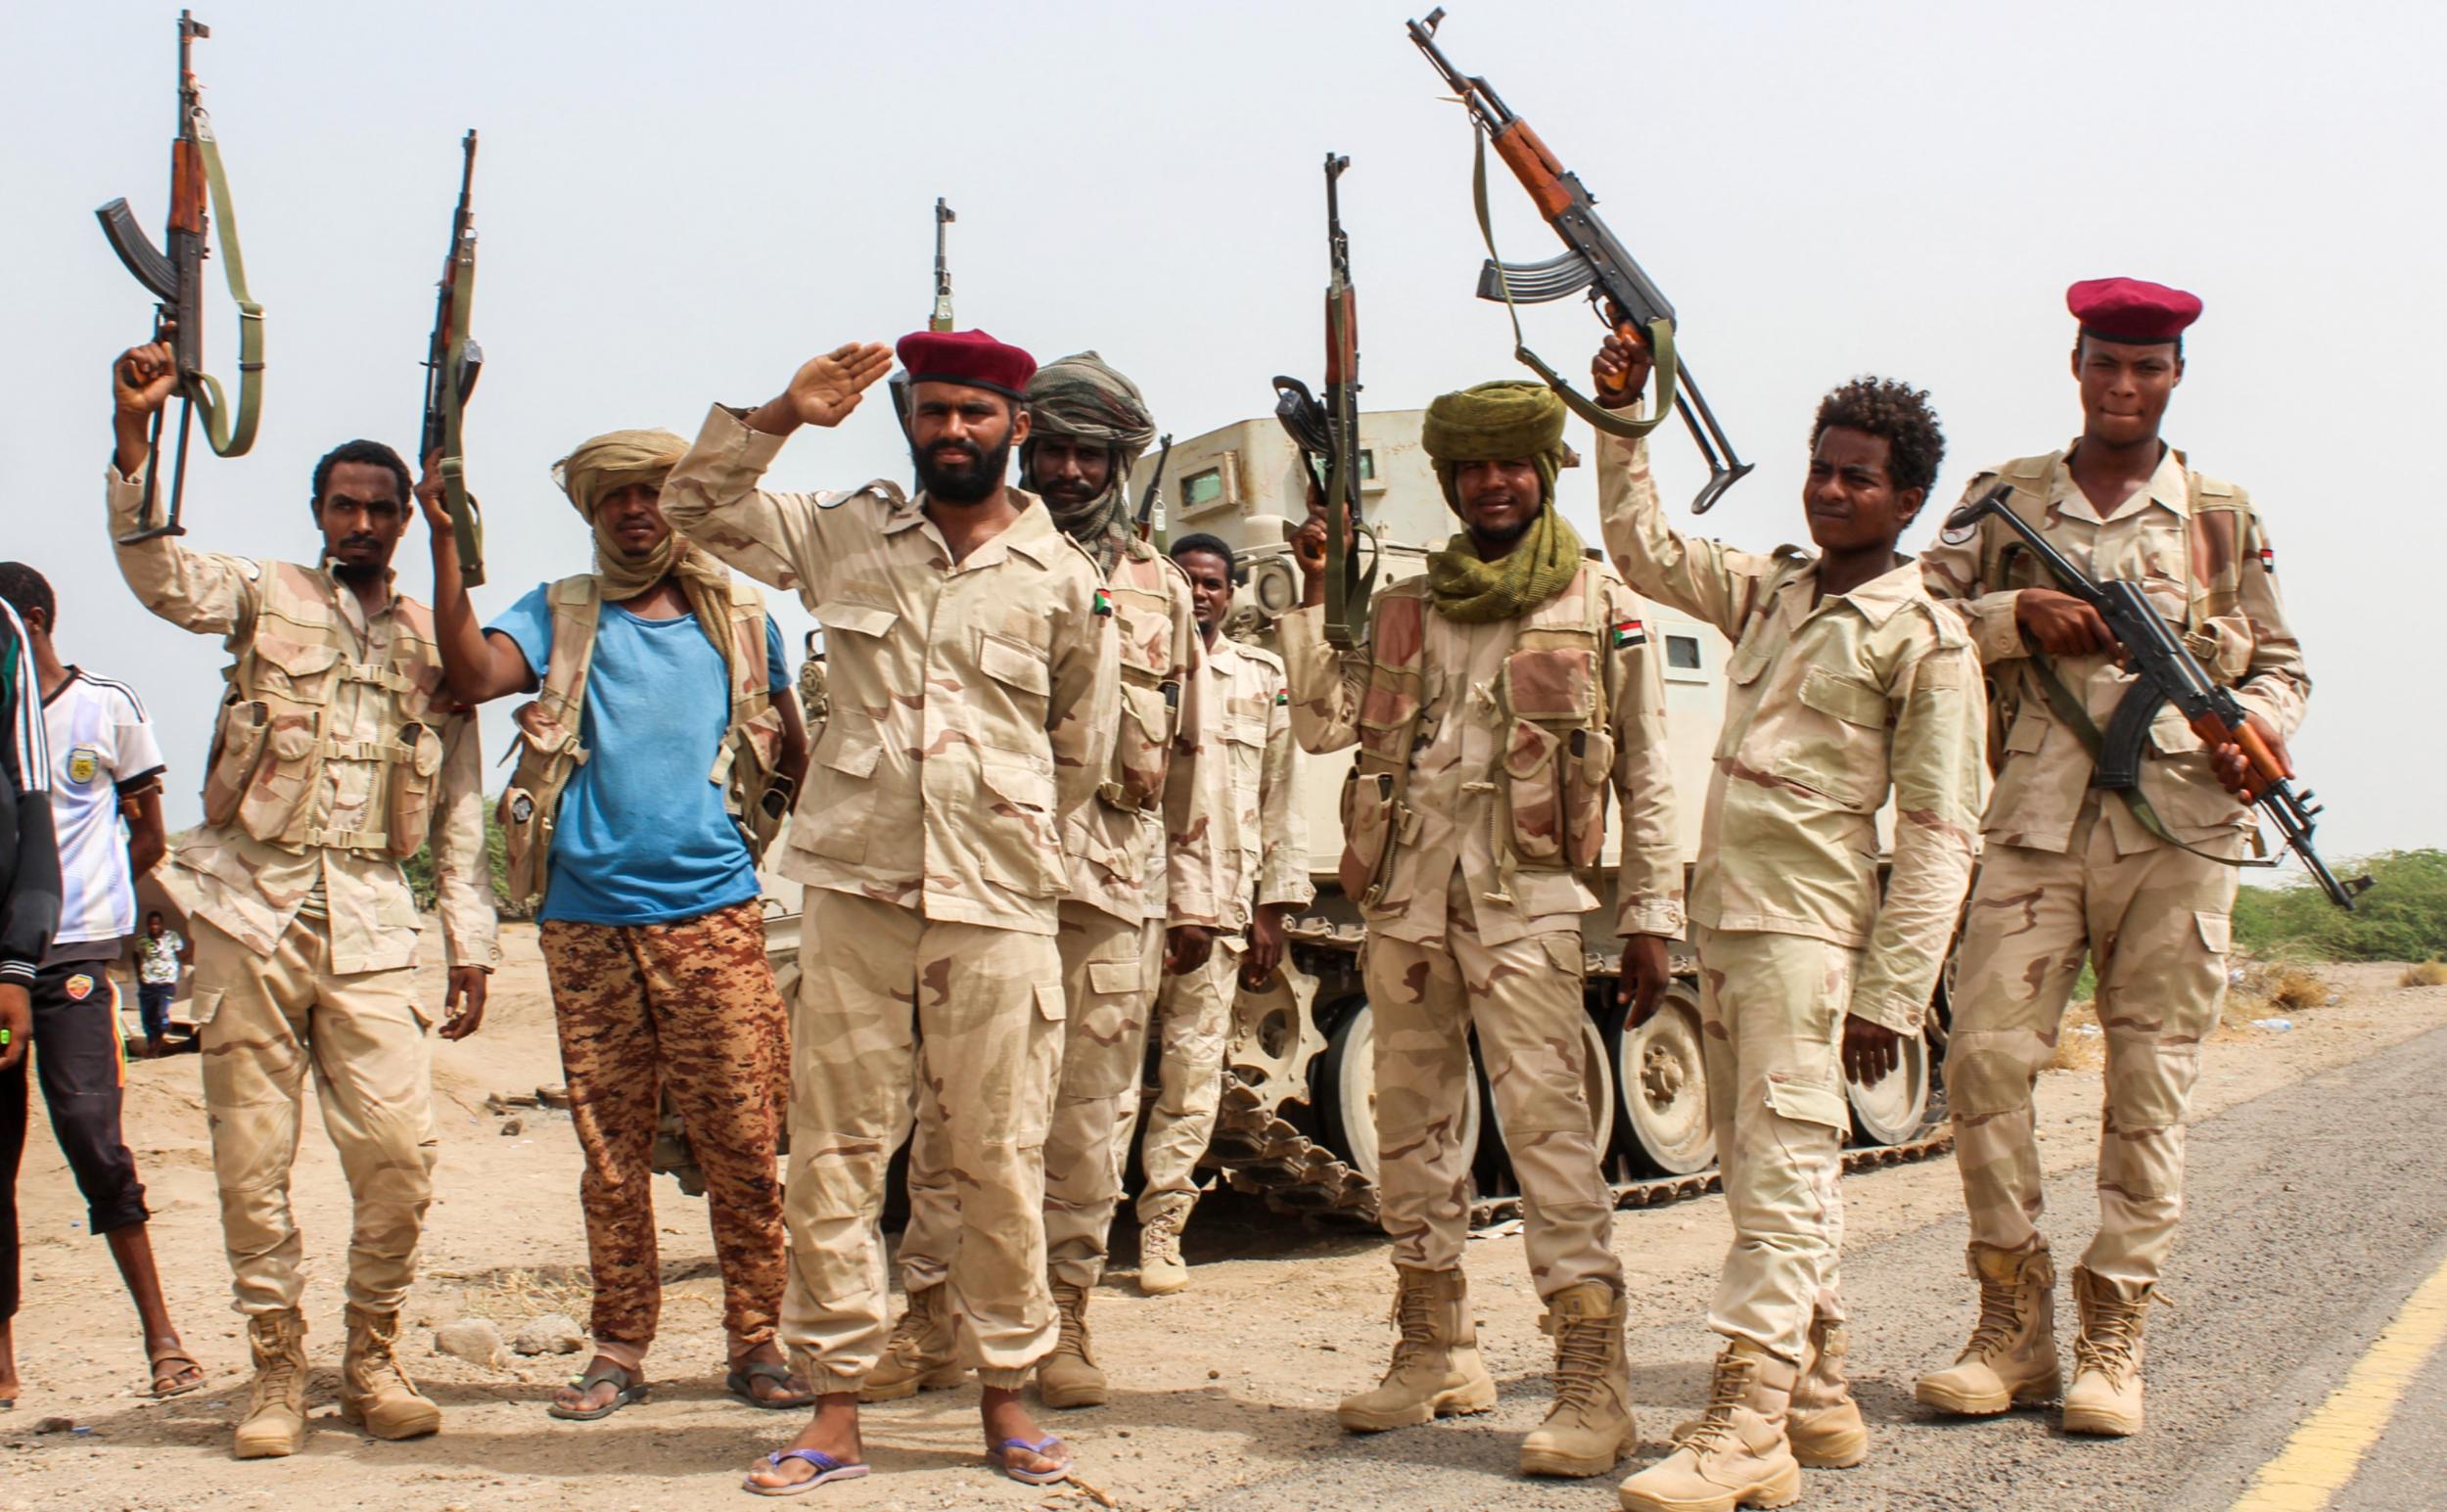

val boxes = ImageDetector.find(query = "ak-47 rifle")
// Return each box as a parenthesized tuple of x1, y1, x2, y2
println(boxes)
(1271, 153, 1376, 649)
(1948, 484, 2372, 911)
(890, 199, 958, 444)
(420, 130, 485, 586)
(96, 10, 263, 543)
(1407, 8, 1752, 514)
(1134, 433, 1175, 543)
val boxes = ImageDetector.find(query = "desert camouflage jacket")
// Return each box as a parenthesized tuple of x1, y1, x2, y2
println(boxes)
(659, 405, 1118, 937)
(1176, 634, 1311, 934)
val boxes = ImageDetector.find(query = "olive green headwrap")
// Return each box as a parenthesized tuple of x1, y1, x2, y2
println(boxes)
(551, 429, 749, 687)
(1022, 351, 1157, 572)
(1418, 381, 1584, 622)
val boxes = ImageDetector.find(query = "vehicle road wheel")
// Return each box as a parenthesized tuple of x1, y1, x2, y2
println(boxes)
(1847, 1029, 1934, 1146)
(1603, 983, 1715, 1175)
(1315, 998, 1481, 1188)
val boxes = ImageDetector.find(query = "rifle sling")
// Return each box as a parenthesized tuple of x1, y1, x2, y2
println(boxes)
(184, 124, 263, 460)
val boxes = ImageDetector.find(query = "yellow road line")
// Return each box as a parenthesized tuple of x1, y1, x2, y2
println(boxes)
(2232, 1249, 2447, 1512)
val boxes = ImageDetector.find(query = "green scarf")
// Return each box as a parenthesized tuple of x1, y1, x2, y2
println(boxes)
(1424, 506, 1586, 622)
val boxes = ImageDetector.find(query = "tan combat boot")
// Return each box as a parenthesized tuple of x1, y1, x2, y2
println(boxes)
(233, 1309, 310, 1460)
(1336, 1265, 1498, 1433)
(1786, 1318, 1866, 1469)
(1914, 1243, 2060, 1415)
(1137, 1193, 1194, 1298)
(1519, 1280, 1637, 1477)
(1036, 1282, 1107, 1409)
(2060, 1266, 2152, 1437)
(859, 1284, 964, 1403)
(339, 1304, 442, 1440)
(1618, 1340, 1802, 1512)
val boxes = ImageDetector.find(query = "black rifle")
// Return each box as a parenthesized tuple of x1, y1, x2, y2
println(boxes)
(1407, 8, 1752, 514)
(1135, 433, 1175, 542)
(1271, 153, 1376, 648)
(96, 10, 263, 543)
(420, 130, 484, 585)
(1949, 484, 2371, 910)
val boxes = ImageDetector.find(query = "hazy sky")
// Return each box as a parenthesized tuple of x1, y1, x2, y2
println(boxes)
(6, 0, 2439, 869)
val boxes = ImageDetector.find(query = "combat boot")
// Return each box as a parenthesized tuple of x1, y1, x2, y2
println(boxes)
(339, 1304, 442, 1440)
(1137, 1193, 1194, 1298)
(1914, 1243, 2060, 1415)
(233, 1308, 310, 1460)
(2060, 1266, 2152, 1437)
(1786, 1318, 1866, 1469)
(1518, 1280, 1637, 1477)
(1335, 1265, 1498, 1433)
(859, 1284, 964, 1402)
(1036, 1282, 1107, 1408)
(1618, 1340, 1801, 1512)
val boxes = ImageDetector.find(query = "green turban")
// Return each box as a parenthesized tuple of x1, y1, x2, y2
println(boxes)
(1023, 351, 1157, 571)
(1417, 381, 1584, 623)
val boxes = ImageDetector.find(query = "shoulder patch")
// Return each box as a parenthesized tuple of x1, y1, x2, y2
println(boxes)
(819, 479, 904, 512)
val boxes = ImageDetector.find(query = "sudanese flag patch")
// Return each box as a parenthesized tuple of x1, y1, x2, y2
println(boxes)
(1274, 687, 1290, 707)
(2256, 545, 2276, 571)
(1610, 619, 1647, 649)
(1092, 589, 1114, 617)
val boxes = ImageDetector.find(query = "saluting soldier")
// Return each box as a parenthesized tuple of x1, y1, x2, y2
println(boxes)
(1117, 532, 1312, 1296)
(1915, 281, 2310, 1437)
(870, 352, 1217, 1411)
(1286, 382, 1682, 1481)
(106, 339, 499, 1459)
(1589, 344, 1986, 1511)
(657, 333, 1119, 1493)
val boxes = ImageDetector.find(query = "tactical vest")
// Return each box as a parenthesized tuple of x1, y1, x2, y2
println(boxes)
(1099, 541, 1189, 814)
(1337, 564, 1617, 904)
(199, 564, 448, 859)
(497, 574, 787, 908)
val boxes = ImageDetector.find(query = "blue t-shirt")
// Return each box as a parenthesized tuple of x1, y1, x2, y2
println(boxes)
(489, 586, 789, 927)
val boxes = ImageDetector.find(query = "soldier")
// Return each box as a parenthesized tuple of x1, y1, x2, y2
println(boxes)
(1915, 280, 2309, 1437)
(1116, 531, 1312, 1295)
(1586, 347, 1986, 1511)
(655, 333, 1119, 1493)
(871, 351, 1215, 1412)
(1286, 382, 1682, 1480)
(105, 339, 498, 1458)
(418, 430, 811, 1420)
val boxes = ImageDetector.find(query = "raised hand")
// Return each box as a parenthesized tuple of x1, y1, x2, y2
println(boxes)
(759, 342, 895, 434)
(1592, 330, 1653, 410)
(114, 340, 179, 420)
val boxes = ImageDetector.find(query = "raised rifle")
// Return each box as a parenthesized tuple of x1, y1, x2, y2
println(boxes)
(96, 10, 264, 543)
(1135, 433, 1175, 542)
(1270, 153, 1376, 648)
(1948, 484, 2372, 910)
(890, 198, 957, 446)
(420, 129, 485, 586)
(1407, 8, 1752, 514)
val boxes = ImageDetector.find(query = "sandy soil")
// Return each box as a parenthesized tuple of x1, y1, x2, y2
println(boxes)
(3, 935, 2439, 1512)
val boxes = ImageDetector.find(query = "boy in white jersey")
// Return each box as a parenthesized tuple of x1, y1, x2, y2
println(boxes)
(0, 564, 201, 1402)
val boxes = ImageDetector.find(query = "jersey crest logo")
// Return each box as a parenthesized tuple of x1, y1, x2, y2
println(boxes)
(65, 973, 94, 1002)
(67, 746, 101, 786)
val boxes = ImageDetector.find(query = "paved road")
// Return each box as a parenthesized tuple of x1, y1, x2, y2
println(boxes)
(1205, 1024, 2447, 1512)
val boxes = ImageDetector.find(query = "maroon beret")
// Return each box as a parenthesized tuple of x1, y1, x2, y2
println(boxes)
(2067, 277, 2202, 344)
(896, 329, 1037, 400)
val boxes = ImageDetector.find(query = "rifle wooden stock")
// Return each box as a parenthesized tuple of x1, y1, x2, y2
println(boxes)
(1489, 120, 1573, 218)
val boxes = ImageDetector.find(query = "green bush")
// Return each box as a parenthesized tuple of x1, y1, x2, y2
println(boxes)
(2232, 848, 2447, 963)
(401, 802, 525, 919)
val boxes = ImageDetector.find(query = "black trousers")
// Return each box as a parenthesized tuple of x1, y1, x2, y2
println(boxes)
(1, 960, 151, 1320)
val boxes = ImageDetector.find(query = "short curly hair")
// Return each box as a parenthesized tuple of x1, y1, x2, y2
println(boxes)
(1809, 378, 1944, 496)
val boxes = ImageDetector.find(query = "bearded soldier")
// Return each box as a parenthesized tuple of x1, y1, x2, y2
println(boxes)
(105, 339, 498, 1458)
(1915, 280, 2310, 1437)
(658, 334, 1118, 1493)
(1286, 382, 1681, 1480)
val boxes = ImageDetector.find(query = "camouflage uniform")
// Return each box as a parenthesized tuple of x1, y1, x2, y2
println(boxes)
(1596, 430, 1984, 1362)
(1115, 634, 1312, 1220)
(109, 462, 498, 1320)
(1279, 564, 1681, 1295)
(1920, 446, 2308, 1285)
(658, 405, 1117, 1390)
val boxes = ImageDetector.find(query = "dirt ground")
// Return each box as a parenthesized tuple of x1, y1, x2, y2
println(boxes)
(3, 933, 2440, 1512)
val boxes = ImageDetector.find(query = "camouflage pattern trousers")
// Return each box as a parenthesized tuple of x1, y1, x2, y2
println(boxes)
(189, 915, 437, 1316)
(1948, 803, 2239, 1286)
(536, 898, 787, 1355)
(1364, 883, 1622, 1299)
(1693, 924, 1856, 1363)
(785, 890, 1065, 1390)
(901, 901, 1159, 1297)
(1116, 936, 1244, 1217)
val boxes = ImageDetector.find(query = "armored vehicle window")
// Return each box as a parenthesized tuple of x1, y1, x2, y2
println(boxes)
(1183, 468, 1224, 509)
(1666, 634, 1701, 670)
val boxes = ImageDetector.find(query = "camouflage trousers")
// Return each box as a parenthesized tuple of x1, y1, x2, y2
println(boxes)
(1117, 936, 1244, 1216)
(537, 899, 787, 1354)
(784, 889, 1064, 1390)
(901, 902, 1159, 1296)
(1948, 803, 2239, 1286)
(1364, 882, 1622, 1299)
(189, 915, 437, 1316)
(1693, 924, 1855, 1364)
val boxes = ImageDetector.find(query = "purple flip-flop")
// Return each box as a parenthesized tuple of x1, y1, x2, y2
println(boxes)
(988, 1435, 1074, 1487)
(742, 1447, 869, 1497)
